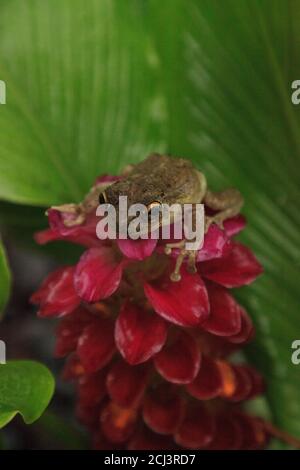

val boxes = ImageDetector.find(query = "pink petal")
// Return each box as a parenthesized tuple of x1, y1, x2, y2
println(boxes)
(186, 356, 223, 400)
(106, 359, 150, 407)
(206, 414, 243, 450)
(34, 228, 61, 245)
(51, 175, 118, 230)
(223, 215, 246, 237)
(201, 283, 242, 336)
(36, 175, 120, 247)
(30, 266, 80, 317)
(227, 308, 254, 344)
(77, 318, 115, 373)
(78, 369, 107, 407)
(115, 302, 167, 365)
(200, 241, 263, 288)
(74, 247, 125, 302)
(142, 383, 186, 435)
(175, 403, 215, 449)
(47, 208, 100, 247)
(144, 266, 209, 327)
(154, 330, 201, 384)
(55, 307, 92, 357)
(117, 238, 158, 260)
(196, 224, 230, 262)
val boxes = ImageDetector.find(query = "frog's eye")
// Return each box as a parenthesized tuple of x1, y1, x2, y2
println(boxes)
(147, 202, 161, 220)
(147, 201, 161, 212)
(99, 192, 107, 205)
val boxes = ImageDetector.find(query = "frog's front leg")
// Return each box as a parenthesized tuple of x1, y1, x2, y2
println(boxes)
(51, 181, 115, 228)
(164, 240, 197, 282)
(204, 188, 244, 232)
(164, 200, 202, 281)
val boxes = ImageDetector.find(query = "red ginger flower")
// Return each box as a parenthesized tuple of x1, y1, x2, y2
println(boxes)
(31, 172, 278, 450)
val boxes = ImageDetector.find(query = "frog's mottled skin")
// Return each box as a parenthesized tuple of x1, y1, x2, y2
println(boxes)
(104, 153, 243, 229)
(104, 153, 207, 208)
(52, 153, 243, 281)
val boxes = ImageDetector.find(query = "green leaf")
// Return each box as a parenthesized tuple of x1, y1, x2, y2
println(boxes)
(0, 360, 55, 428)
(0, 237, 10, 317)
(148, 0, 300, 440)
(0, 0, 167, 206)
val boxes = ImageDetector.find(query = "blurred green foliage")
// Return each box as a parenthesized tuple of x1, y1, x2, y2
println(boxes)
(0, 361, 54, 428)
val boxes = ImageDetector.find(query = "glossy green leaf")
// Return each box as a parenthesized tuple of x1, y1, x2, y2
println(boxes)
(0, 361, 54, 428)
(148, 0, 300, 440)
(0, 238, 10, 317)
(0, 0, 167, 206)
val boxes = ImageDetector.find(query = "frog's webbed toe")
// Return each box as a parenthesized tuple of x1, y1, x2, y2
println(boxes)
(50, 203, 86, 227)
(164, 241, 197, 282)
(204, 214, 224, 233)
(204, 188, 244, 232)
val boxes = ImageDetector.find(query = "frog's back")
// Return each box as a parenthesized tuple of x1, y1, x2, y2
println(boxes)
(106, 154, 200, 206)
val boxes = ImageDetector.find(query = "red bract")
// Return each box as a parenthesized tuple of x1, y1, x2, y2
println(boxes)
(106, 359, 150, 407)
(30, 266, 80, 317)
(117, 238, 158, 260)
(31, 170, 272, 450)
(199, 241, 263, 288)
(201, 283, 242, 336)
(206, 414, 243, 450)
(55, 307, 92, 357)
(115, 302, 167, 364)
(77, 318, 115, 373)
(78, 370, 107, 407)
(35, 175, 120, 248)
(154, 330, 201, 384)
(174, 403, 215, 449)
(186, 356, 223, 400)
(142, 383, 185, 434)
(144, 265, 210, 326)
(74, 247, 126, 302)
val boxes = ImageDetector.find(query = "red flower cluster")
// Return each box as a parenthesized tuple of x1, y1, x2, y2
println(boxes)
(31, 174, 271, 450)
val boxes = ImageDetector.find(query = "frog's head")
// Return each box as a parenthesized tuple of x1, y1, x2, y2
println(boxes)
(98, 173, 183, 236)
